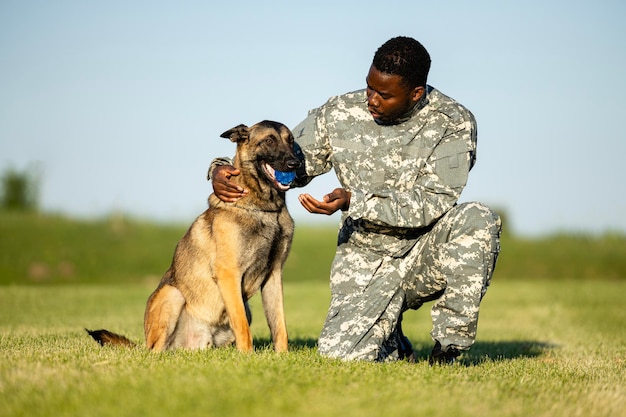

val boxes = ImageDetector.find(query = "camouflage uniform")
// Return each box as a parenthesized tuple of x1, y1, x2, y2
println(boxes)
(291, 86, 501, 361)
(210, 86, 501, 362)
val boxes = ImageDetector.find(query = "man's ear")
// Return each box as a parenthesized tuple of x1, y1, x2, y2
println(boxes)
(220, 124, 249, 143)
(410, 86, 425, 104)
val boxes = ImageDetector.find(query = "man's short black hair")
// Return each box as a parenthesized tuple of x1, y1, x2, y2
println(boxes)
(372, 36, 431, 89)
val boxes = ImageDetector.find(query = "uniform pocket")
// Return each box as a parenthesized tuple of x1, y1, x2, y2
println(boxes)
(431, 140, 470, 188)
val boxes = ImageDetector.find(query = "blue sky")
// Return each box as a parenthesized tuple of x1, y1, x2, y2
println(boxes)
(1, 0, 625, 236)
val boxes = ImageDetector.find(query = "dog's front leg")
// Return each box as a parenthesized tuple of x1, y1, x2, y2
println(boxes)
(215, 269, 254, 352)
(261, 271, 288, 352)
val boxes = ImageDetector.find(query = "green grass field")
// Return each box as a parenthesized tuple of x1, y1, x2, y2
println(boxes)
(1, 212, 625, 417)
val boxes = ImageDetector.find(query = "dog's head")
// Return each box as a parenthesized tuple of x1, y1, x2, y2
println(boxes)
(220, 121, 301, 192)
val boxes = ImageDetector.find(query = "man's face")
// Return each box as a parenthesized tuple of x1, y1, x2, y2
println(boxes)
(365, 65, 424, 125)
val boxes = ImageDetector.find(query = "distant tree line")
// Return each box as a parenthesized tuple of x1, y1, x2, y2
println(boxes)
(0, 164, 41, 212)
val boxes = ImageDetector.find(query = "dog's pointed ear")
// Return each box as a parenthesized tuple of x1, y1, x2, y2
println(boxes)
(220, 124, 249, 143)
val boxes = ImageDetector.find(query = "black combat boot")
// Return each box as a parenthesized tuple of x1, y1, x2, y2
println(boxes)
(429, 341, 460, 365)
(397, 317, 416, 362)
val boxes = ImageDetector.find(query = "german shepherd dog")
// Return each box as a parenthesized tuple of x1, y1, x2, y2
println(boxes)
(87, 121, 300, 353)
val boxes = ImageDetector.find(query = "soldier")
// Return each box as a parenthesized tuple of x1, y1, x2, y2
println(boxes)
(210, 36, 502, 364)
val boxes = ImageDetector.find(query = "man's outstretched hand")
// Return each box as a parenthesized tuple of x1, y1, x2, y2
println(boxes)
(211, 165, 249, 202)
(298, 188, 351, 215)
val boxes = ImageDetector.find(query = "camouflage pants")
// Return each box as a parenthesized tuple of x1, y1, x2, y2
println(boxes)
(318, 202, 502, 361)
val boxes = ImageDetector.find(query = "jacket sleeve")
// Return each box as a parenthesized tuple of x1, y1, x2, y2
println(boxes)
(348, 115, 477, 229)
(290, 107, 334, 188)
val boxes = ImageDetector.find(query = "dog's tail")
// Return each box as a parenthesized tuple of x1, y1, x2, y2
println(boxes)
(85, 328, 136, 347)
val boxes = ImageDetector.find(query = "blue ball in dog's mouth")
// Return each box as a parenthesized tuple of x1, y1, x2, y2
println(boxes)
(274, 170, 296, 185)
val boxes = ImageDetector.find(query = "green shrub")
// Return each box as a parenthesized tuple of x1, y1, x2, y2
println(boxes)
(0, 164, 41, 212)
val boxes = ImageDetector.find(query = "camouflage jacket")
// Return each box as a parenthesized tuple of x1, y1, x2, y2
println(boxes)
(292, 86, 477, 257)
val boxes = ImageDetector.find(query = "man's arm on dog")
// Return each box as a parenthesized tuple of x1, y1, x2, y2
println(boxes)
(208, 158, 249, 202)
(210, 158, 350, 213)
(209, 141, 311, 202)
